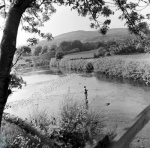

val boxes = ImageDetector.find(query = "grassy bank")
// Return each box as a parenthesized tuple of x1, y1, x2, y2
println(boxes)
(93, 57, 150, 84)
(50, 55, 150, 85)
(2, 96, 109, 148)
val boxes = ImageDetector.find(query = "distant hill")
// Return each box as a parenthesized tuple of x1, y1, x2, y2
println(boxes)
(32, 28, 134, 49)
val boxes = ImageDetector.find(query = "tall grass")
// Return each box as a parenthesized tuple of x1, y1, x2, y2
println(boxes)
(49, 58, 59, 67)
(93, 57, 150, 85)
(54, 56, 150, 85)
(58, 58, 94, 72)
(50, 96, 108, 148)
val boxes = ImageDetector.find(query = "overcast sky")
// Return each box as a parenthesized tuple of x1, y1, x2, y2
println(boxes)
(0, 4, 129, 47)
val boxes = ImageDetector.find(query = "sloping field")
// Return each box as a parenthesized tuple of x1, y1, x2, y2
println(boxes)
(65, 51, 150, 61)
(64, 49, 97, 59)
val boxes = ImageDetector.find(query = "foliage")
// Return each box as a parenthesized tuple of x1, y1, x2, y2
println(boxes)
(1, 119, 46, 148)
(33, 46, 42, 56)
(59, 58, 94, 72)
(59, 41, 72, 52)
(0, 0, 115, 47)
(9, 68, 26, 91)
(50, 97, 105, 148)
(59, 55, 150, 85)
(93, 57, 150, 85)
(49, 58, 59, 67)
(1, 120, 26, 148)
(93, 52, 99, 58)
(71, 40, 82, 51)
(16, 46, 31, 56)
(114, 0, 150, 39)
(40, 51, 54, 60)
(97, 47, 107, 57)
(82, 42, 98, 51)
(1, 95, 111, 148)
(41, 46, 49, 54)
(28, 109, 51, 133)
(67, 48, 80, 54)
(92, 39, 148, 57)
(55, 50, 64, 60)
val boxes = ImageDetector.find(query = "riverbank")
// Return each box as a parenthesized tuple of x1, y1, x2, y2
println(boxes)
(50, 54, 150, 85)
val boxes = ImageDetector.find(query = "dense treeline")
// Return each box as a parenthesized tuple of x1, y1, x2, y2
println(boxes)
(94, 38, 150, 58)
(17, 38, 150, 69)
(32, 40, 100, 57)
(32, 38, 150, 59)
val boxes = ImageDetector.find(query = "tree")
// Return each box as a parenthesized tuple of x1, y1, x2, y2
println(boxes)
(41, 45, 49, 54)
(71, 40, 83, 51)
(50, 45, 57, 52)
(59, 41, 72, 52)
(33, 46, 42, 56)
(18, 46, 31, 56)
(0, 0, 149, 132)
(55, 49, 64, 60)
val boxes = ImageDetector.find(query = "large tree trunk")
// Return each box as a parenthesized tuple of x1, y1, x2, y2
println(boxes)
(0, 2, 27, 128)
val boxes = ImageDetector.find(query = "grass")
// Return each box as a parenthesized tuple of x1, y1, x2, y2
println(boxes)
(93, 55, 150, 85)
(51, 53, 150, 85)
(58, 58, 94, 72)
(64, 50, 97, 59)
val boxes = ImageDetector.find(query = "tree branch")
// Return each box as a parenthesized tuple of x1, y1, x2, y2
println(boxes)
(12, 50, 24, 68)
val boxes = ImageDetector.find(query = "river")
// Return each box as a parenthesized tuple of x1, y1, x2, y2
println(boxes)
(5, 67, 150, 147)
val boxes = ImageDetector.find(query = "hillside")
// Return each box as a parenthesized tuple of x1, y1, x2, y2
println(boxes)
(32, 28, 134, 48)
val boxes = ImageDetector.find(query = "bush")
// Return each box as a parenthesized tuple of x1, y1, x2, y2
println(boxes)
(93, 52, 99, 58)
(2, 94, 116, 148)
(97, 47, 107, 57)
(25, 59, 31, 62)
(50, 97, 105, 148)
(33, 59, 49, 67)
(49, 58, 59, 67)
(55, 50, 64, 60)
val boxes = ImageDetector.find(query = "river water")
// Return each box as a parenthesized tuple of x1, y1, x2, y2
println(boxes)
(5, 68, 150, 147)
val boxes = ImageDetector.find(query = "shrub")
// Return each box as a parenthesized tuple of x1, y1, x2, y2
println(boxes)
(55, 50, 64, 60)
(49, 58, 59, 67)
(97, 47, 107, 57)
(25, 59, 31, 62)
(93, 52, 99, 58)
(1, 94, 116, 148)
(33, 60, 49, 68)
(50, 97, 105, 148)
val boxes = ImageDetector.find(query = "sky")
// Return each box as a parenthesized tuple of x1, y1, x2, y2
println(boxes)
(0, 4, 129, 47)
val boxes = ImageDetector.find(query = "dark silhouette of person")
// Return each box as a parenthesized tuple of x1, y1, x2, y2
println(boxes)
(84, 86, 88, 109)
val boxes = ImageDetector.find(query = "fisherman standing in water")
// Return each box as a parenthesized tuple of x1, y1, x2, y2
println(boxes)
(84, 86, 88, 109)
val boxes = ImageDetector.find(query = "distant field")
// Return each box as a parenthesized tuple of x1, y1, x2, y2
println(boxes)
(112, 53, 150, 62)
(65, 50, 150, 61)
(64, 50, 97, 59)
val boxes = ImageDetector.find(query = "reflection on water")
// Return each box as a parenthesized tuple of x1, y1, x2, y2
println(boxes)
(94, 72, 150, 92)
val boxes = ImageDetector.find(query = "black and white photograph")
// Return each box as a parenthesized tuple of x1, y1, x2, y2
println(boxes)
(0, 0, 150, 148)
